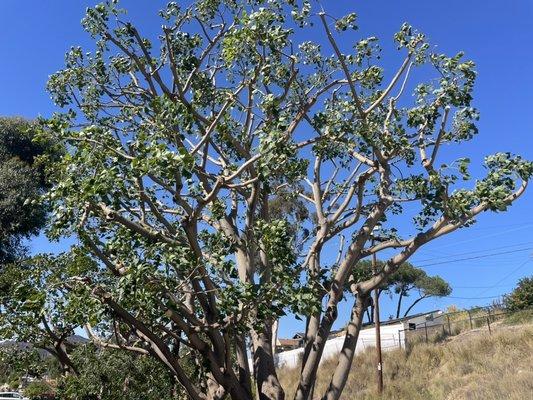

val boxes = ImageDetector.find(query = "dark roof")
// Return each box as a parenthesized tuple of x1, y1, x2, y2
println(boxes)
(403, 310, 441, 321)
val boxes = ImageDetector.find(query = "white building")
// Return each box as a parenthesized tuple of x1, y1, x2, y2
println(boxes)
(269, 310, 443, 370)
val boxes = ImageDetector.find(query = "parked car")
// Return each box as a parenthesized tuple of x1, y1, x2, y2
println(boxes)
(0, 393, 29, 400)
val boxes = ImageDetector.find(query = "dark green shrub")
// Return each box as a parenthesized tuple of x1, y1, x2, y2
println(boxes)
(504, 276, 533, 311)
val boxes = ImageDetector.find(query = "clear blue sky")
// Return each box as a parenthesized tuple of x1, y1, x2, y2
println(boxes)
(1, 1, 532, 338)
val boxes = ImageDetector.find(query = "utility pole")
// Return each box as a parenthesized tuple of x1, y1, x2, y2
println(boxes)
(372, 231, 384, 394)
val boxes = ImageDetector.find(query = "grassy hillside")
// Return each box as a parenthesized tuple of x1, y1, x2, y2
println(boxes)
(279, 312, 533, 400)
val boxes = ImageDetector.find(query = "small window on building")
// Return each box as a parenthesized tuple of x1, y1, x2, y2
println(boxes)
(408, 323, 416, 330)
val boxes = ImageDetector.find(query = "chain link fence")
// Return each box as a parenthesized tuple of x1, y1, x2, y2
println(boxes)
(398, 305, 528, 348)
(272, 306, 532, 369)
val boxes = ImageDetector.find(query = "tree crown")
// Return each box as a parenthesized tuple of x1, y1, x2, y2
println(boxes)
(26, 1, 533, 399)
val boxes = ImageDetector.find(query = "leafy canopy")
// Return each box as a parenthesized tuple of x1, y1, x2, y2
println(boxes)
(0, 117, 55, 263)
(505, 276, 533, 312)
(58, 345, 182, 400)
(26, 1, 533, 399)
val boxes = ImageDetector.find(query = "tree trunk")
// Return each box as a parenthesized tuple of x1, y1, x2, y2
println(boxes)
(321, 295, 368, 400)
(54, 342, 79, 375)
(272, 319, 279, 354)
(300, 313, 321, 400)
(395, 292, 404, 319)
(294, 302, 337, 400)
(403, 295, 428, 317)
(298, 252, 322, 400)
(42, 346, 78, 376)
(252, 323, 285, 400)
(206, 374, 227, 400)
(103, 295, 208, 400)
(365, 308, 371, 323)
(236, 335, 253, 398)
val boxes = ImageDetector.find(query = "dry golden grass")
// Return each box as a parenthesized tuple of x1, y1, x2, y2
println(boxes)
(279, 322, 533, 400)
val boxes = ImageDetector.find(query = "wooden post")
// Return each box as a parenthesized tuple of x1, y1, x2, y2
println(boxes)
(398, 330, 402, 349)
(446, 314, 451, 334)
(424, 322, 428, 343)
(372, 244, 383, 394)
(468, 310, 473, 330)
(486, 317, 492, 335)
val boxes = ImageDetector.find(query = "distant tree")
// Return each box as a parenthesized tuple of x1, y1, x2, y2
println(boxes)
(0, 118, 63, 383)
(400, 274, 451, 317)
(446, 304, 460, 314)
(0, 117, 55, 263)
(504, 276, 533, 311)
(348, 260, 451, 321)
(0, 346, 60, 389)
(389, 263, 426, 318)
(0, 253, 93, 375)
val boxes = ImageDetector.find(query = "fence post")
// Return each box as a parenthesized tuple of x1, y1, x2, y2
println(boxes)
(447, 314, 451, 334)
(398, 330, 402, 349)
(424, 322, 428, 343)
(486, 317, 492, 335)
(468, 310, 473, 330)
(488, 308, 492, 322)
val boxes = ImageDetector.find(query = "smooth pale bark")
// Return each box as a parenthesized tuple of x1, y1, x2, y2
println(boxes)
(103, 294, 256, 400)
(295, 204, 389, 400)
(321, 295, 368, 400)
(300, 253, 322, 400)
(272, 319, 279, 354)
(300, 313, 320, 400)
(294, 304, 337, 400)
(251, 194, 285, 400)
(206, 374, 226, 400)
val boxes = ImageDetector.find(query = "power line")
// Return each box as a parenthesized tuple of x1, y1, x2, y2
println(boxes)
(446, 295, 504, 300)
(453, 284, 515, 289)
(424, 224, 533, 251)
(462, 221, 533, 231)
(414, 240, 533, 263)
(418, 247, 532, 268)
(476, 259, 532, 296)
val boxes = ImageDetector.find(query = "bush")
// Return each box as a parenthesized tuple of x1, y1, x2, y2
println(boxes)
(503, 308, 533, 325)
(504, 276, 533, 311)
(24, 380, 56, 400)
(57, 345, 183, 400)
